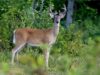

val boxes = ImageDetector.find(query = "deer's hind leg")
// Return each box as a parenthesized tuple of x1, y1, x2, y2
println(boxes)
(11, 43, 25, 64)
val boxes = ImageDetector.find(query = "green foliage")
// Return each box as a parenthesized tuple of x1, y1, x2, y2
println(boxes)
(74, 3, 97, 20)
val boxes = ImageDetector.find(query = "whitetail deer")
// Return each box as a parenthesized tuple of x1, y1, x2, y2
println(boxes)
(11, 6, 66, 68)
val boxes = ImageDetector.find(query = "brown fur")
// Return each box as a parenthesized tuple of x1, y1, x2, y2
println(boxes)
(14, 28, 55, 45)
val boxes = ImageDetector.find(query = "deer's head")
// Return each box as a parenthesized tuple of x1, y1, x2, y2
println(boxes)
(49, 5, 66, 25)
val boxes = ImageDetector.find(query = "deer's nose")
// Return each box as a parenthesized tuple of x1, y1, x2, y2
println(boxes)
(56, 21, 59, 23)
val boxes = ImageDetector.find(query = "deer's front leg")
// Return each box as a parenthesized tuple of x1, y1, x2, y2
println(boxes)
(43, 47, 51, 68)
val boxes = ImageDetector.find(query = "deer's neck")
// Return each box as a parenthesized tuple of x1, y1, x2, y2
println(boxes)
(53, 23, 60, 36)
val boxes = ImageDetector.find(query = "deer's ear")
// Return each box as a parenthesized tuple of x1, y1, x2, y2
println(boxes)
(49, 12, 54, 18)
(49, 5, 55, 18)
(49, 11, 58, 18)
(59, 12, 66, 19)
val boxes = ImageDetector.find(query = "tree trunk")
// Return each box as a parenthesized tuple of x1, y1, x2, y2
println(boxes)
(66, 0, 74, 27)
